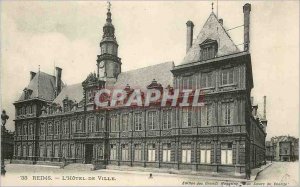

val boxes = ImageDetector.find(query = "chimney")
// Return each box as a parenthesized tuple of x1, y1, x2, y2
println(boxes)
(55, 67, 62, 96)
(186, 20, 194, 53)
(243, 3, 251, 51)
(218, 18, 223, 25)
(252, 105, 258, 117)
(30, 71, 36, 80)
(263, 96, 267, 119)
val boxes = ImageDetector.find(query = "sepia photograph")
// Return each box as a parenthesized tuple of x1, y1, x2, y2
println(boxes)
(0, 0, 299, 186)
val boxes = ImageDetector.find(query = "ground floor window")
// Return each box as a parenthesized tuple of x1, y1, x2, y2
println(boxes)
(54, 145, 59, 157)
(70, 144, 75, 158)
(134, 144, 142, 161)
(39, 146, 44, 157)
(47, 145, 52, 158)
(62, 145, 67, 158)
(221, 142, 233, 165)
(182, 144, 191, 163)
(110, 145, 117, 160)
(23, 145, 27, 157)
(162, 143, 171, 162)
(95, 146, 103, 160)
(121, 144, 129, 161)
(148, 144, 156, 162)
(200, 143, 211, 164)
(16, 145, 21, 156)
(28, 145, 32, 157)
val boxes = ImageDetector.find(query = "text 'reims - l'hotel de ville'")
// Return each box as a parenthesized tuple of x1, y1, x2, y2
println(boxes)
(12, 3, 267, 178)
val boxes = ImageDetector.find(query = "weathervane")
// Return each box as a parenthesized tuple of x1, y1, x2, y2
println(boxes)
(211, 2, 214, 12)
(107, 1, 111, 11)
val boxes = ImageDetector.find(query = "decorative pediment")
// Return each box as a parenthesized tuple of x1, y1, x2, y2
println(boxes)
(23, 88, 33, 100)
(199, 38, 218, 47)
(147, 79, 163, 90)
(82, 72, 98, 88)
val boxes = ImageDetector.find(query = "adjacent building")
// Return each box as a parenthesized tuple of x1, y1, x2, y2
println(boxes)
(13, 3, 266, 178)
(266, 136, 299, 162)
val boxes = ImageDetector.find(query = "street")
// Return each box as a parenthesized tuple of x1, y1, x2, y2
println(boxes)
(0, 162, 299, 186)
(254, 161, 299, 186)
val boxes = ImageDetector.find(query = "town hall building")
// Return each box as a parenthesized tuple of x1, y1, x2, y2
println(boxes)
(13, 3, 267, 178)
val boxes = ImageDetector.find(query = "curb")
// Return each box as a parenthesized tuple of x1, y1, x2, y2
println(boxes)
(250, 163, 273, 181)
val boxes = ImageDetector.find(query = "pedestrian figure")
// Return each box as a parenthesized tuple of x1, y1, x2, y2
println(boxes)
(149, 173, 153, 179)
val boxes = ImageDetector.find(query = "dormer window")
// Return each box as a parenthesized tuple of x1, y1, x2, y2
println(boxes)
(200, 39, 218, 61)
(23, 88, 33, 100)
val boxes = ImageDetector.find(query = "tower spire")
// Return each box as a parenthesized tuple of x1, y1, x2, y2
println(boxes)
(107, 1, 111, 11)
(97, 1, 121, 86)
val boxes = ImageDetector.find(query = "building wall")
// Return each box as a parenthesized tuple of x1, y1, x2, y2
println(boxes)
(266, 137, 299, 162)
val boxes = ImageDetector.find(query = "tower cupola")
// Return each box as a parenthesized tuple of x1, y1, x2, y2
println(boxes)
(97, 2, 121, 87)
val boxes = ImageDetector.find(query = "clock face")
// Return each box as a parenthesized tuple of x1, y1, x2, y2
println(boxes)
(99, 61, 105, 68)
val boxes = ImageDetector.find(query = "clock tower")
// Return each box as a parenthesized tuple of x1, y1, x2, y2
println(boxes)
(97, 3, 121, 87)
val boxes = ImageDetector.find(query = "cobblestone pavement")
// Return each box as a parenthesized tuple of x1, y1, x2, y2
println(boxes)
(1, 162, 298, 186)
(254, 161, 299, 186)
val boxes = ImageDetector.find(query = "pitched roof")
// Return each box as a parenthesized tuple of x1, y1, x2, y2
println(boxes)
(181, 12, 240, 65)
(114, 61, 174, 89)
(53, 83, 83, 106)
(18, 71, 56, 101)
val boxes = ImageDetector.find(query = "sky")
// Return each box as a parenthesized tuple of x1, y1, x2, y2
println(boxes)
(1, 1, 299, 140)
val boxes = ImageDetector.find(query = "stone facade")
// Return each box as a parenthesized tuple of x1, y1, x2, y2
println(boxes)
(13, 3, 266, 178)
(266, 136, 299, 162)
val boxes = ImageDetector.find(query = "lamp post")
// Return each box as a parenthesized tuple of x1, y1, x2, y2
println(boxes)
(1, 110, 9, 176)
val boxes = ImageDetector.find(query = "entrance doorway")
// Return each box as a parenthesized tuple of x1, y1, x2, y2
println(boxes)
(85, 144, 93, 164)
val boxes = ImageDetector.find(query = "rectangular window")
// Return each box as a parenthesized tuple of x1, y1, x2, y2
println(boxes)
(62, 120, 68, 134)
(96, 146, 103, 160)
(70, 144, 75, 158)
(148, 111, 156, 130)
(54, 122, 59, 135)
(71, 120, 76, 133)
(39, 146, 44, 157)
(201, 46, 215, 60)
(182, 76, 193, 89)
(54, 145, 59, 157)
(162, 143, 171, 162)
(76, 119, 82, 132)
(46, 145, 51, 158)
(134, 113, 142, 131)
(163, 110, 172, 129)
(121, 144, 129, 161)
(223, 102, 233, 125)
(122, 114, 129, 132)
(182, 108, 192, 127)
(96, 117, 104, 132)
(88, 117, 95, 133)
(28, 123, 34, 135)
(221, 68, 234, 85)
(201, 104, 212, 126)
(62, 145, 67, 158)
(28, 145, 32, 157)
(182, 144, 191, 163)
(110, 115, 118, 132)
(110, 144, 117, 160)
(148, 144, 156, 162)
(221, 143, 233, 165)
(134, 144, 142, 161)
(201, 72, 212, 88)
(47, 123, 53, 135)
(200, 143, 211, 164)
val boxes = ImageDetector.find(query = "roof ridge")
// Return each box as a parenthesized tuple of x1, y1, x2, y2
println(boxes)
(122, 61, 174, 73)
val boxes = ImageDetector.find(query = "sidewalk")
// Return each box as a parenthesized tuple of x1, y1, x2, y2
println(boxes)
(250, 162, 273, 181)
(100, 163, 273, 182)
